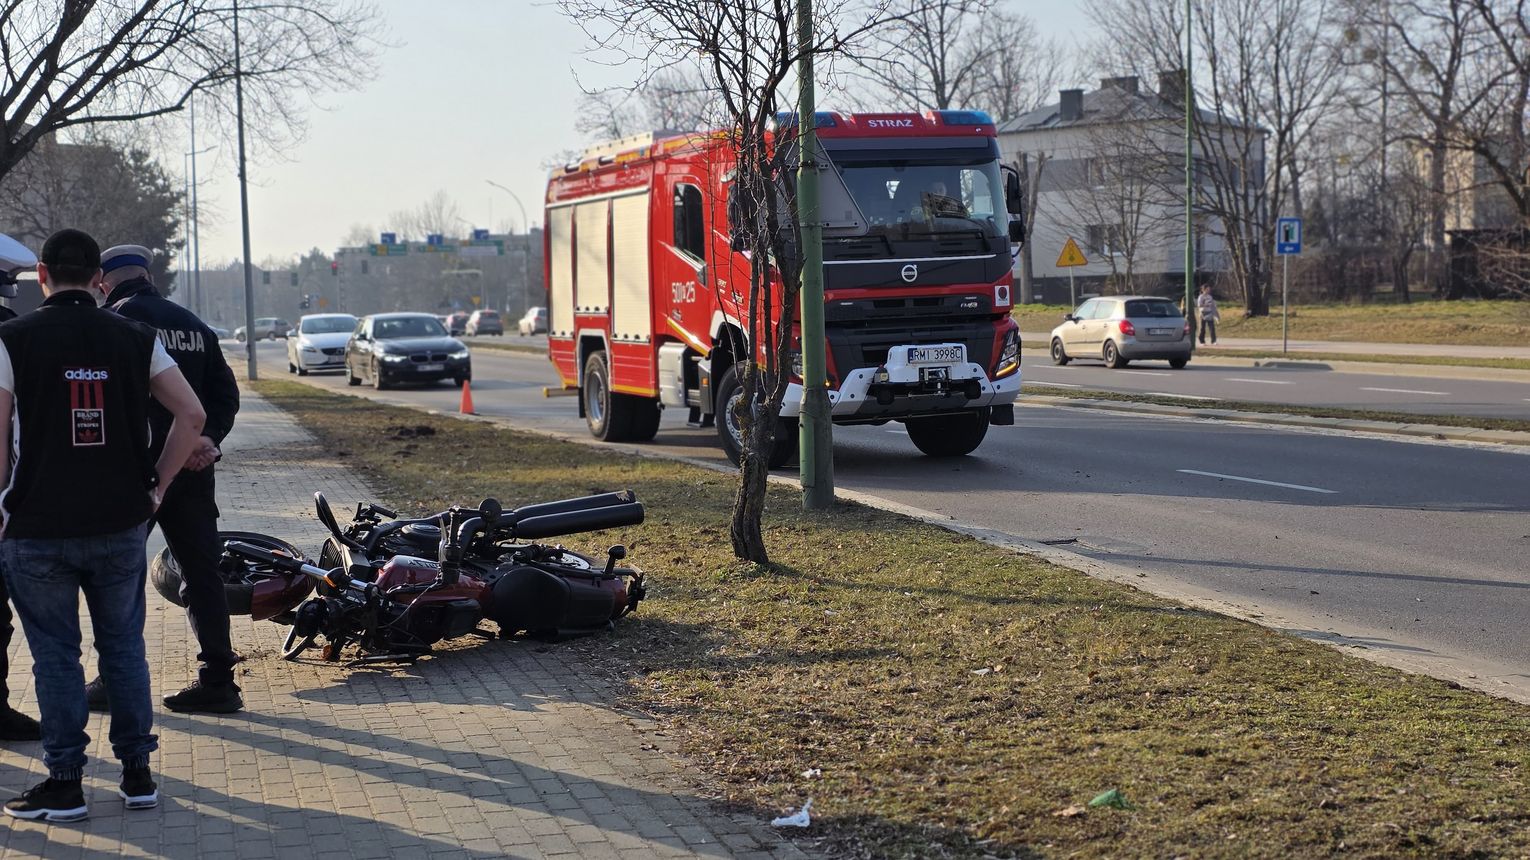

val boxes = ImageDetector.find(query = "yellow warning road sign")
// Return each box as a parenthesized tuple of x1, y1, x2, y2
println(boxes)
(1056, 237, 1089, 268)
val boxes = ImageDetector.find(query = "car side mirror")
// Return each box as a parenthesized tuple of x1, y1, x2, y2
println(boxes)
(1064, 314, 1076, 323)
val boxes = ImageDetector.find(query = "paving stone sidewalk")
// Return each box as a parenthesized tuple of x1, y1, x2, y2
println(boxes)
(0, 389, 809, 860)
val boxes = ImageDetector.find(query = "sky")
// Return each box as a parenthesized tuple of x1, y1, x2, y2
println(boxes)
(189, 0, 1095, 265)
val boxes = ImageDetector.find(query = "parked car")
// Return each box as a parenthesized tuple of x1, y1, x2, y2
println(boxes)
(1049, 296, 1191, 369)
(466, 309, 503, 336)
(233, 317, 292, 342)
(208, 325, 231, 340)
(287, 313, 359, 376)
(518, 306, 548, 336)
(441, 312, 469, 336)
(345, 312, 471, 390)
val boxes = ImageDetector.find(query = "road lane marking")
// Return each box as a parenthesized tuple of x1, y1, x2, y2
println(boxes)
(1029, 381, 1085, 388)
(1120, 370, 1172, 377)
(1226, 377, 1293, 385)
(1361, 386, 1451, 396)
(1148, 392, 1215, 401)
(1178, 469, 1337, 494)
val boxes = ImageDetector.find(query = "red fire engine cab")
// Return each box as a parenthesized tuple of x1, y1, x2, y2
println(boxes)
(543, 109, 1023, 465)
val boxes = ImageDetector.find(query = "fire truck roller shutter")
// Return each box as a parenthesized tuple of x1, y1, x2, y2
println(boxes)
(549, 206, 575, 337)
(610, 192, 651, 343)
(574, 201, 610, 314)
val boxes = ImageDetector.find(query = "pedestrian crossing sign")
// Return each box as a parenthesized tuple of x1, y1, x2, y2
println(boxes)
(1056, 237, 1089, 268)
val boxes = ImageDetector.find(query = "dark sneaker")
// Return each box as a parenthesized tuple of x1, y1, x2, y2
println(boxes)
(4, 778, 87, 822)
(119, 768, 158, 810)
(162, 681, 242, 714)
(84, 677, 109, 713)
(0, 705, 41, 741)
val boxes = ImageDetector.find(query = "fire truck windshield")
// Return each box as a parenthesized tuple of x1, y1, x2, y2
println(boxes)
(830, 147, 1007, 245)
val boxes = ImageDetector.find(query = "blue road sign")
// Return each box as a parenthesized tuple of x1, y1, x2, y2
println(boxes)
(426, 233, 444, 246)
(471, 228, 490, 241)
(1276, 217, 1302, 255)
(379, 231, 397, 245)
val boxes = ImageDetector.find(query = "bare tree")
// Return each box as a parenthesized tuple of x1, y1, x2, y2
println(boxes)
(387, 191, 464, 241)
(848, 0, 1060, 120)
(559, 0, 891, 562)
(576, 67, 721, 140)
(0, 135, 182, 286)
(1060, 126, 1175, 292)
(0, 1, 383, 185)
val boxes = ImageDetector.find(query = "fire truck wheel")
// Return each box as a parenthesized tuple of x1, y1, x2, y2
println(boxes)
(905, 408, 990, 457)
(584, 351, 643, 441)
(715, 364, 796, 468)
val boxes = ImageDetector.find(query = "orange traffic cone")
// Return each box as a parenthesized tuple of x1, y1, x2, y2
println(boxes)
(459, 379, 476, 415)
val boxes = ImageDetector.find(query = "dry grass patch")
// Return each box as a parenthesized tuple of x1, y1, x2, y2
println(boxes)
(256, 379, 1530, 859)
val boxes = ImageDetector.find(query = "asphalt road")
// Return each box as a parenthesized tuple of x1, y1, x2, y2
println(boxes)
(246, 342, 1530, 700)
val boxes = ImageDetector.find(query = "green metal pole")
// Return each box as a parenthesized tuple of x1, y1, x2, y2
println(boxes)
(797, 0, 834, 509)
(1184, 0, 1195, 344)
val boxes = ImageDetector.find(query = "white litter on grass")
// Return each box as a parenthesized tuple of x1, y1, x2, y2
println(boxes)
(801, 768, 822, 779)
(771, 799, 813, 827)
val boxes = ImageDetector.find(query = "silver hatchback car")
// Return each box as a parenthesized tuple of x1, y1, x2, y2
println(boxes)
(1049, 296, 1192, 369)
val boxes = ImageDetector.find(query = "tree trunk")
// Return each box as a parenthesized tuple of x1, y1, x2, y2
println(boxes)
(729, 445, 771, 563)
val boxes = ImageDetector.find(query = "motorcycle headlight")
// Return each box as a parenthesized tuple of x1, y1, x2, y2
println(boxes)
(995, 328, 1020, 379)
(450, 349, 470, 360)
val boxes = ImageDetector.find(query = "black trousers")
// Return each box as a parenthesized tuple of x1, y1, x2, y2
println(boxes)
(152, 467, 236, 685)
(0, 576, 12, 704)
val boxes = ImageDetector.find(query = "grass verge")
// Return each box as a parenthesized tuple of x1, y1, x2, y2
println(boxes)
(1026, 384, 1530, 434)
(1014, 299, 1530, 347)
(254, 378, 1530, 859)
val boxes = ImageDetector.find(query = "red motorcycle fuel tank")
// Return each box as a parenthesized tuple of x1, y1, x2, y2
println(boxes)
(375, 556, 491, 604)
(250, 574, 314, 622)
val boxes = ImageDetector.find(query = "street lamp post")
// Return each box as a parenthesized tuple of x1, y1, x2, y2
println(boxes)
(233, 0, 257, 380)
(487, 180, 533, 317)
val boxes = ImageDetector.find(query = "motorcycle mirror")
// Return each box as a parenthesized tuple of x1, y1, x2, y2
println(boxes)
(313, 492, 343, 539)
(603, 544, 627, 577)
(479, 498, 502, 527)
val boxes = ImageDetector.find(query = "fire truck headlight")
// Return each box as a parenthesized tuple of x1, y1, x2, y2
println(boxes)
(790, 350, 803, 380)
(995, 328, 1020, 379)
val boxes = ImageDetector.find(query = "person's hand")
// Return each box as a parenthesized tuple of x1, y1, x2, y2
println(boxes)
(184, 436, 220, 471)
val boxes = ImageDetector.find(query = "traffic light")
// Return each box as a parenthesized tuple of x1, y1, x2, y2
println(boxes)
(360, 260, 369, 275)
(331, 261, 339, 276)
(261, 270, 270, 285)
(299, 293, 311, 310)
(290, 272, 299, 287)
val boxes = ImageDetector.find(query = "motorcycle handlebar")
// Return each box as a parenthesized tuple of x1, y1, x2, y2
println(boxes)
(356, 492, 642, 552)
(224, 541, 353, 589)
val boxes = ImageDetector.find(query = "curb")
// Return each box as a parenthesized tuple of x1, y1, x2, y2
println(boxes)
(1019, 344, 1530, 382)
(1023, 393, 1530, 447)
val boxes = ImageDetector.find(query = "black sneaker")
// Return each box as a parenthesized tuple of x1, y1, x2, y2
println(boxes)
(0, 705, 40, 741)
(119, 768, 158, 810)
(4, 778, 87, 822)
(162, 681, 242, 714)
(84, 677, 108, 713)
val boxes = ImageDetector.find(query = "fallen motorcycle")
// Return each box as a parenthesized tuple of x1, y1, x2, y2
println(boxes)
(156, 490, 647, 664)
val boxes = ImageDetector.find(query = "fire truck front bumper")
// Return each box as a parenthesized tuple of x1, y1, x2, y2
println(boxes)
(779, 362, 1021, 423)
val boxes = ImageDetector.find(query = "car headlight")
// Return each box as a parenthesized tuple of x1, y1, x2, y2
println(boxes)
(789, 350, 803, 380)
(450, 349, 470, 360)
(301, 344, 319, 352)
(995, 328, 1020, 378)
(381, 353, 409, 363)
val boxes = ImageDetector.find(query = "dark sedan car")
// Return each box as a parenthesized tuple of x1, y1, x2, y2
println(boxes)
(345, 312, 471, 390)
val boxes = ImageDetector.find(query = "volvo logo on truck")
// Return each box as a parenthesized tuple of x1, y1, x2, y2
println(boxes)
(901, 264, 918, 283)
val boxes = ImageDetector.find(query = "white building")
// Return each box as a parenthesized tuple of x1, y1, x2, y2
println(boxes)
(999, 74, 1265, 305)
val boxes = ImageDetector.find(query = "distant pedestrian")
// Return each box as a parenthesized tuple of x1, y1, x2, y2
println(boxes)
(0, 233, 41, 744)
(1196, 284, 1220, 345)
(80, 244, 243, 716)
(0, 229, 206, 823)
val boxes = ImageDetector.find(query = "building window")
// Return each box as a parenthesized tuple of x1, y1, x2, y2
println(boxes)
(1086, 224, 1122, 256)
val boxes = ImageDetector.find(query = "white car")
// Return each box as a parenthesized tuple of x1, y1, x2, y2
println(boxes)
(287, 313, 359, 375)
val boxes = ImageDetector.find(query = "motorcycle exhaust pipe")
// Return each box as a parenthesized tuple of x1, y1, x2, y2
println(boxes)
(509, 490, 638, 523)
(512, 502, 645, 540)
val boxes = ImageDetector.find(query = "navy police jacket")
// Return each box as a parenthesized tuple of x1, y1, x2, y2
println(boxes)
(104, 276, 239, 456)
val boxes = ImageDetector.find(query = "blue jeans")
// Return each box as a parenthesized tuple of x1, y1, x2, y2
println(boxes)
(0, 524, 157, 780)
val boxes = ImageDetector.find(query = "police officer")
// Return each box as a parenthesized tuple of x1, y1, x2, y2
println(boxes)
(81, 244, 242, 715)
(0, 232, 41, 742)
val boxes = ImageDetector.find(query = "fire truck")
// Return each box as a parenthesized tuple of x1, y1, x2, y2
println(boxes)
(543, 110, 1024, 466)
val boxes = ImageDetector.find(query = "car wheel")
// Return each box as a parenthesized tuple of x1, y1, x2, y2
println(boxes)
(296, 361, 309, 376)
(346, 362, 361, 386)
(236, 332, 246, 343)
(1104, 340, 1128, 369)
(1169, 357, 1188, 369)
(372, 361, 389, 390)
(905, 409, 990, 457)
(267, 332, 278, 341)
(1050, 338, 1070, 366)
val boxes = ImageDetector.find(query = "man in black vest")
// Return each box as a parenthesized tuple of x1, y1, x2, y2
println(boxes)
(0, 229, 206, 822)
(83, 244, 243, 715)
(0, 232, 41, 742)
